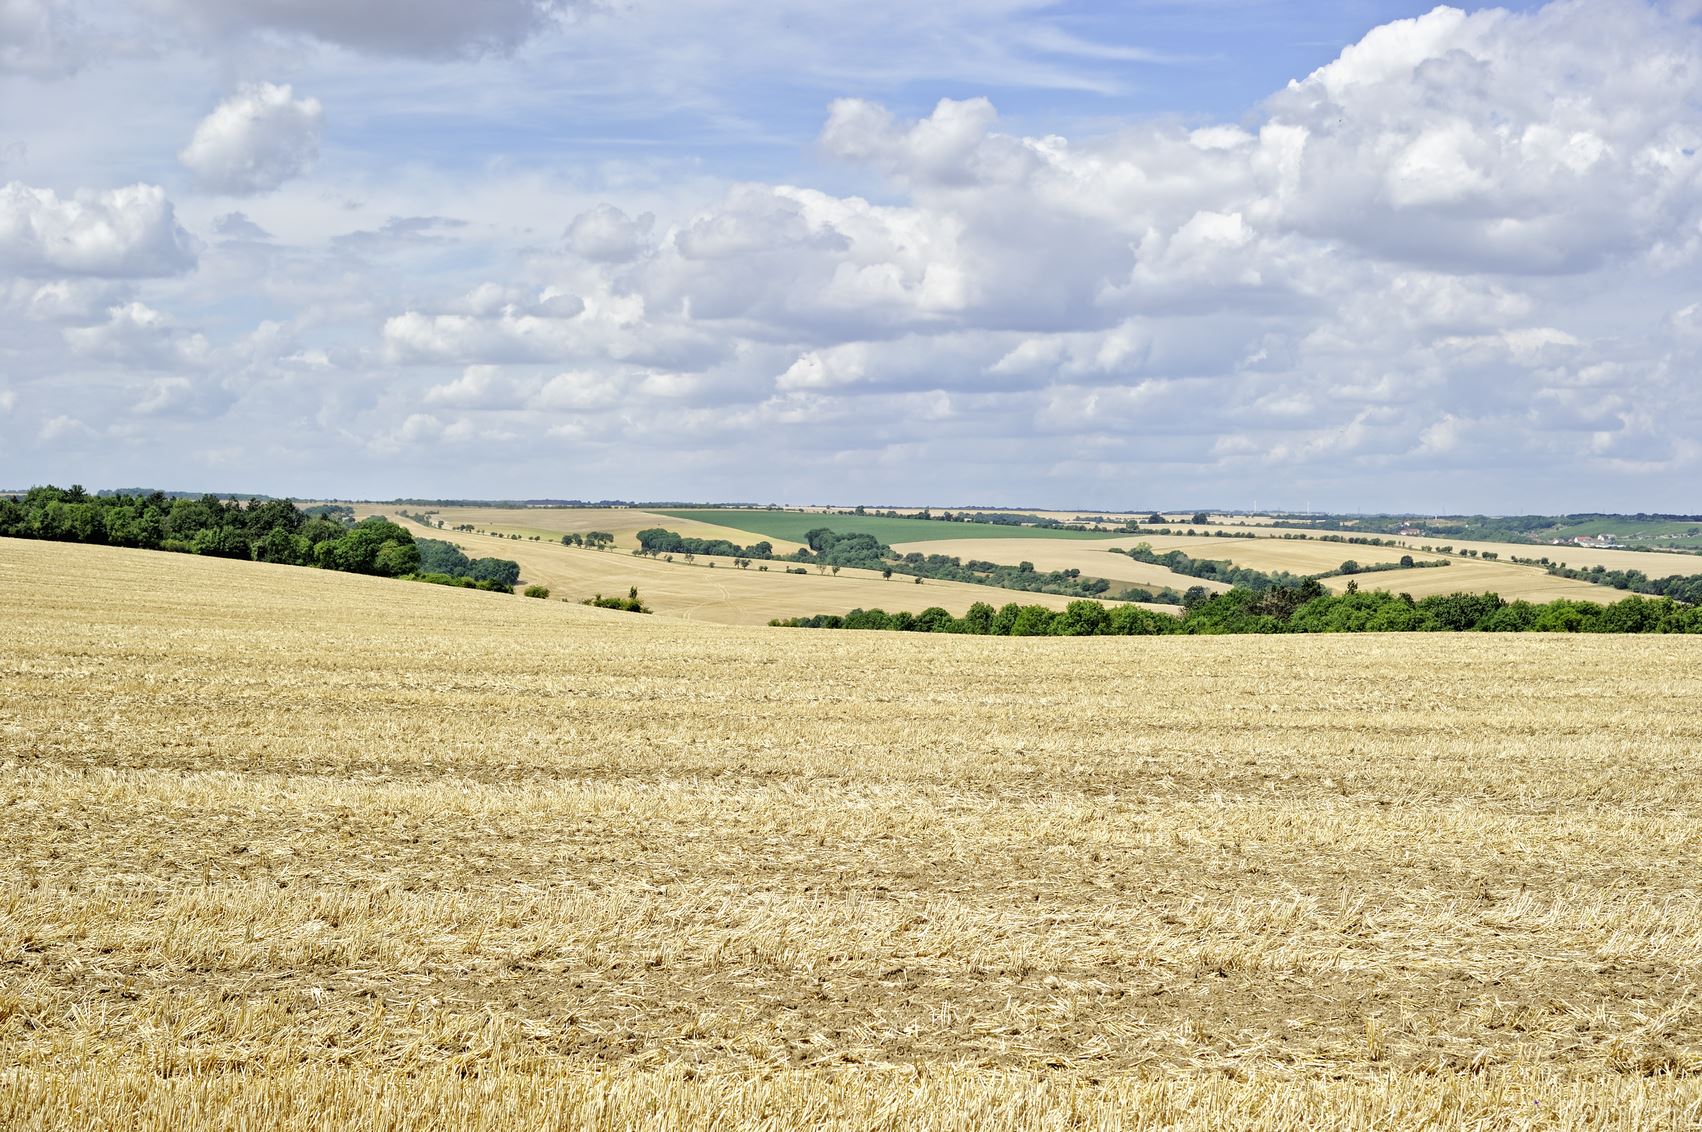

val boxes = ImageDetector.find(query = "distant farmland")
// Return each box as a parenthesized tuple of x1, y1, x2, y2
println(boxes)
(652, 508, 1128, 545)
(380, 516, 1140, 625)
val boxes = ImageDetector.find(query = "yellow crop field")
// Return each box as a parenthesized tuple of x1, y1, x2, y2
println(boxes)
(1427, 538, 1702, 579)
(1218, 525, 1702, 580)
(384, 519, 1137, 625)
(1320, 561, 1629, 603)
(4, 537, 1702, 1129)
(1124, 533, 1418, 573)
(393, 505, 808, 554)
(890, 536, 1231, 594)
(907, 531, 1652, 605)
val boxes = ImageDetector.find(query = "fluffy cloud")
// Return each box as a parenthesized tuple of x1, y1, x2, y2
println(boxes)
(0, 182, 197, 277)
(6, 277, 129, 323)
(422, 365, 536, 410)
(159, 0, 580, 59)
(565, 205, 653, 263)
(64, 301, 211, 369)
(1264, 3, 1702, 274)
(179, 83, 323, 195)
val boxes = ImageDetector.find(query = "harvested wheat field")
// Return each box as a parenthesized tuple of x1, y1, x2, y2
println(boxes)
(390, 506, 808, 555)
(887, 536, 1230, 595)
(1110, 534, 1420, 575)
(1415, 539, 1702, 580)
(3, 537, 1701, 1130)
(1216, 526, 1702, 581)
(1319, 561, 1627, 604)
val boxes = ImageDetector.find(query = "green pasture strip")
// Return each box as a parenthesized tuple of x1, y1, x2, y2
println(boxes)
(1544, 517, 1702, 544)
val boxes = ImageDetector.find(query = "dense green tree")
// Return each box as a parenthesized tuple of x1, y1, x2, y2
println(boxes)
(962, 602, 995, 634)
(1010, 606, 1056, 636)
(912, 606, 954, 632)
(1055, 600, 1110, 636)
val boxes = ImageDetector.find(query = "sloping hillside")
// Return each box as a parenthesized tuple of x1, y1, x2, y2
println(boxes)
(3, 538, 1700, 1129)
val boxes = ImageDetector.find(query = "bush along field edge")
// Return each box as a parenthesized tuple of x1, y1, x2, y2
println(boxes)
(771, 580, 1702, 635)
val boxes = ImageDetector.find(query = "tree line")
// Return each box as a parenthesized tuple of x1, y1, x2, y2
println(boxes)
(635, 527, 773, 559)
(1542, 562, 1702, 605)
(1116, 542, 1450, 593)
(632, 525, 1172, 602)
(771, 580, 1702, 635)
(0, 485, 532, 595)
(0, 485, 428, 577)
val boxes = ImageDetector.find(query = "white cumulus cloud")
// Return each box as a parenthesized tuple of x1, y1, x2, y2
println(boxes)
(180, 83, 323, 196)
(0, 181, 196, 277)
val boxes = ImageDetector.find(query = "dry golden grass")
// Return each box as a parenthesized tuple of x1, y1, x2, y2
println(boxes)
(3, 538, 1701, 1129)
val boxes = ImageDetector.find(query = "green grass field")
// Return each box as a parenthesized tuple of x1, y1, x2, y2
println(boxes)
(1544, 518, 1702, 547)
(652, 509, 1127, 545)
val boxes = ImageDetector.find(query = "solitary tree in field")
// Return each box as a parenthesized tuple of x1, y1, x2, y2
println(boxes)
(831, 565, 840, 576)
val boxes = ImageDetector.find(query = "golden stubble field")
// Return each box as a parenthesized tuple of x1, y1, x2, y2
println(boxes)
(399, 506, 809, 556)
(886, 537, 1232, 596)
(2, 538, 1701, 1130)
(1212, 525, 1702, 581)
(1316, 562, 1625, 603)
(890, 533, 1620, 605)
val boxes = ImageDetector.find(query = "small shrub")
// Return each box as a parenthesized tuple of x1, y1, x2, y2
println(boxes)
(523, 584, 551, 599)
(582, 588, 651, 614)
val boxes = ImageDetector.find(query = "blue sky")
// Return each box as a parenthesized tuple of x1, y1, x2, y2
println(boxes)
(1, 0, 1697, 511)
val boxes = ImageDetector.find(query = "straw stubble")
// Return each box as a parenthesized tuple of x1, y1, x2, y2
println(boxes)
(1, 537, 1698, 1129)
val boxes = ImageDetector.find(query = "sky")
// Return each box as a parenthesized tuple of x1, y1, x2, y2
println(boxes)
(2, 0, 1699, 512)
